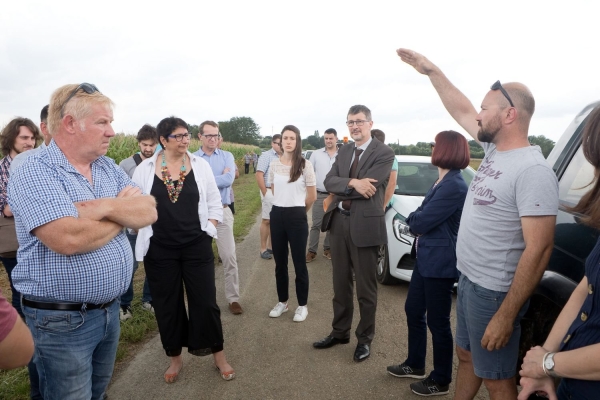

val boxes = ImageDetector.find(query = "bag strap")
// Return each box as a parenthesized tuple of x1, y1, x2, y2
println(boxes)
(133, 153, 143, 166)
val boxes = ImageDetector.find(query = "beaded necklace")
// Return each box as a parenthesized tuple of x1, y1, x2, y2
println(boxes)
(161, 151, 187, 203)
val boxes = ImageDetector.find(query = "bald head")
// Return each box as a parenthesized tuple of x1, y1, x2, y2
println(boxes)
(503, 82, 535, 118)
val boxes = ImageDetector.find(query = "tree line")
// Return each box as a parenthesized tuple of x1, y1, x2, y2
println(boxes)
(188, 116, 556, 159)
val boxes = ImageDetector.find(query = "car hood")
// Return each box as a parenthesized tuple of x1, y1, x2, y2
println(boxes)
(391, 194, 425, 219)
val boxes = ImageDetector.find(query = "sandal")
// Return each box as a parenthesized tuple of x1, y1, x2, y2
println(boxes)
(215, 365, 235, 381)
(164, 364, 183, 383)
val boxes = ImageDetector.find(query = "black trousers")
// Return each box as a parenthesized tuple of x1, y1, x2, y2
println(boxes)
(144, 234, 223, 357)
(244, 163, 250, 174)
(405, 266, 455, 386)
(270, 206, 309, 306)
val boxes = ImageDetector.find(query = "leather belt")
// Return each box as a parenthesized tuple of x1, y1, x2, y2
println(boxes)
(317, 190, 329, 195)
(223, 204, 228, 208)
(22, 298, 116, 311)
(338, 209, 350, 216)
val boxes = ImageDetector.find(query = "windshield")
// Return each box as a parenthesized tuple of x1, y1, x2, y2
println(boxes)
(395, 161, 476, 196)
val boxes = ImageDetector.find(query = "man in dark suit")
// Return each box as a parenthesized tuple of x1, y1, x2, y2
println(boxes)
(313, 105, 395, 362)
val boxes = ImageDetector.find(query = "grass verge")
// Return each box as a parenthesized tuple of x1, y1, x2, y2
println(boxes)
(0, 172, 261, 399)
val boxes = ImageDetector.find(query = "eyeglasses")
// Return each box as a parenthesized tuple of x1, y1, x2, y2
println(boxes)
(168, 133, 190, 142)
(60, 83, 101, 117)
(490, 80, 514, 108)
(430, 142, 435, 148)
(273, 141, 281, 145)
(202, 134, 220, 140)
(346, 120, 370, 127)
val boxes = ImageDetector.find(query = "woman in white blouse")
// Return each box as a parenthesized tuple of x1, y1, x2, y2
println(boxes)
(267, 125, 317, 322)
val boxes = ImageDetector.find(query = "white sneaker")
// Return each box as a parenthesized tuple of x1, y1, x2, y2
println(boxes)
(293, 306, 308, 322)
(119, 306, 132, 321)
(142, 302, 154, 313)
(269, 302, 288, 318)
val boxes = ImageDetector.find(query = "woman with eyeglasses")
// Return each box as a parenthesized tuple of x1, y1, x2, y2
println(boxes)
(267, 125, 317, 322)
(518, 107, 600, 400)
(132, 116, 235, 383)
(386, 130, 469, 396)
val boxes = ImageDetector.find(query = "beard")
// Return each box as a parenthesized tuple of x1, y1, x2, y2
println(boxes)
(477, 114, 502, 143)
(141, 150, 154, 158)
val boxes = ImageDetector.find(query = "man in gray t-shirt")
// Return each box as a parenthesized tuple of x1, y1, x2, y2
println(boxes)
(398, 48, 558, 400)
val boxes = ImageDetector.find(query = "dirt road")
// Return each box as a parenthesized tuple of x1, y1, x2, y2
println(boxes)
(107, 214, 489, 399)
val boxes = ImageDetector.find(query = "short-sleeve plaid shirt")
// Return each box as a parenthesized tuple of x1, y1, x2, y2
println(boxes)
(7, 141, 136, 304)
(256, 149, 280, 188)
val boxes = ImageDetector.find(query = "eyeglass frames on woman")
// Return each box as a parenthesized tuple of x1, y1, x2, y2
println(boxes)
(429, 142, 435, 149)
(490, 80, 514, 108)
(168, 133, 190, 142)
(60, 83, 101, 117)
(346, 120, 370, 127)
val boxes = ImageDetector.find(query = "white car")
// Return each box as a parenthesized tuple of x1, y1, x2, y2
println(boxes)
(377, 155, 476, 284)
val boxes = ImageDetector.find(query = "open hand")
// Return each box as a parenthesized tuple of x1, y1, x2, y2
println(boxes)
(351, 178, 377, 198)
(396, 48, 435, 75)
(481, 312, 514, 350)
(518, 376, 557, 400)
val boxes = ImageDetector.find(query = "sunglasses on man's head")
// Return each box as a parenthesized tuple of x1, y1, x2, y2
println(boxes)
(490, 80, 514, 108)
(60, 83, 101, 117)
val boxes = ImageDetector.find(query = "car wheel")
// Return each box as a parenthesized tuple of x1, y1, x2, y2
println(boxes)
(376, 244, 396, 285)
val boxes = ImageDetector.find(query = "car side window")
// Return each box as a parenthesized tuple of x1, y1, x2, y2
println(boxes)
(558, 146, 595, 207)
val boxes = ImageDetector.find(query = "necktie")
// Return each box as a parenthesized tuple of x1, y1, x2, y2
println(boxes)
(342, 148, 364, 210)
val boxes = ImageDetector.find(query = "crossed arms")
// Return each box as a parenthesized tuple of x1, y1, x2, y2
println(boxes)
(34, 186, 157, 256)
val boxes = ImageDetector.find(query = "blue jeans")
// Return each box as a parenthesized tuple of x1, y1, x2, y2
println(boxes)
(22, 297, 121, 400)
(0, 255, 22, 317)
(120, 232, 151, 306)
(404, 266, 455, 386)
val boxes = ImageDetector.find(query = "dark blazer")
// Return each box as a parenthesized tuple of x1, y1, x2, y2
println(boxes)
(323, 139, 395, 247)
(406, 169, 467, 279)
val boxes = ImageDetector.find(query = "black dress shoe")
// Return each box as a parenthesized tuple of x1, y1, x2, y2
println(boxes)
(353, 343, 370, 362)
(312, 335, 350, 349)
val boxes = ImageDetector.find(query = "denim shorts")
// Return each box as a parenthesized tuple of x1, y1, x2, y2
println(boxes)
(455, 275, 529, 380)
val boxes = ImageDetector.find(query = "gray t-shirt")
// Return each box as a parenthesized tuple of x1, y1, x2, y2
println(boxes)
(456, 142, 559, 292)
(119, 156, 137, 178)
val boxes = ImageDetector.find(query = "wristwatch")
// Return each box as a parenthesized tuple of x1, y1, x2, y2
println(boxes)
(543, 352, 559, 378)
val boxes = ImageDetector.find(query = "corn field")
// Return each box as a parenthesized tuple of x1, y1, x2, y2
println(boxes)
(107, 134, 261, 167)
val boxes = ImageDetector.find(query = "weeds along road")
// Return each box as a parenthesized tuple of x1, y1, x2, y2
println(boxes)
(107, 213, 490, 400)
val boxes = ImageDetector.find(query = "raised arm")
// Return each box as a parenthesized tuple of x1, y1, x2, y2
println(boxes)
(396, 48, 480, 141)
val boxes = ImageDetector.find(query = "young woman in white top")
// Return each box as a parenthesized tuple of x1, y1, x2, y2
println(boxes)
(267, 125, 317, 322)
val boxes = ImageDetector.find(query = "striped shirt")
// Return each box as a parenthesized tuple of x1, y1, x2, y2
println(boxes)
(7, 141, 135, 304)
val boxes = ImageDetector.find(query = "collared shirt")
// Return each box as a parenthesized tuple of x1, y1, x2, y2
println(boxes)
(256, 149, 280, 188)
(338, 137, 373, 210)
(9, 142, 48, 174)
(7, 141, 135, 304)
(193, 147, 236, 205)
(0, 154, 12, 216)
(310, 147, 338, 192)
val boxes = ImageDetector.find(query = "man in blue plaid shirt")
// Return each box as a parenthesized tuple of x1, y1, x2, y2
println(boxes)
(7, 83, 157, 400)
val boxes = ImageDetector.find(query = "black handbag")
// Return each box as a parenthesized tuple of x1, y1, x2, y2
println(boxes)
(0, 217, 18, 258)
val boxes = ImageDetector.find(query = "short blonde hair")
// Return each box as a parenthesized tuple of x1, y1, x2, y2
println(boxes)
(47, 83, 114, 135)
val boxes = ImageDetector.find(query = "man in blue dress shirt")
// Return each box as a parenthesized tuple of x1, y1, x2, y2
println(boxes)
(194, 120, 243, 315)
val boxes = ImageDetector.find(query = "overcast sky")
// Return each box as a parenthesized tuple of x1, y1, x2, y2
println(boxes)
(1, 0, 598, 146)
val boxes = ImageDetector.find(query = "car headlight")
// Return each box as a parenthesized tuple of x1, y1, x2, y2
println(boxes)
(393, 213, 414, 243)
